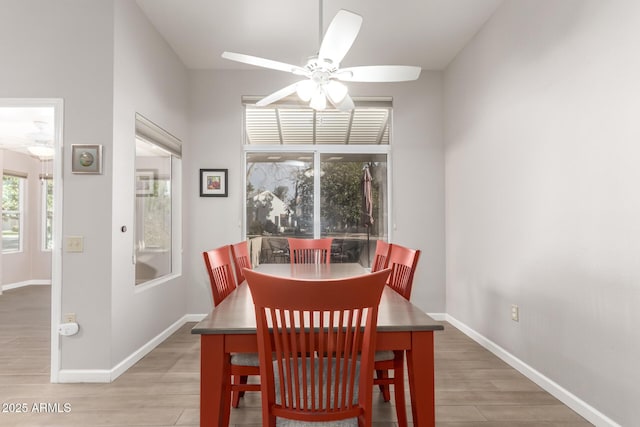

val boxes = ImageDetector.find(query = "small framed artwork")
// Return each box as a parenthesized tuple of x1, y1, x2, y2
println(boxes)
(136, 169, 156, 197)
(200, 168, 228, 197)
(71, 144, 103, 174)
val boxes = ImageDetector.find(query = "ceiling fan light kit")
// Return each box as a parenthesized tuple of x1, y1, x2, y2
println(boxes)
(27, 144, 54, 158)
(222, 6, 421, 111)
(26, 120, 54, 158)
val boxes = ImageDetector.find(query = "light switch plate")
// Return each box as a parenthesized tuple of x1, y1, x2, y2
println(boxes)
(65, 236, 84, 253)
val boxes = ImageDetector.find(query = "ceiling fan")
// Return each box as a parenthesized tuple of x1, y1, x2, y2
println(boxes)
(221, 4, 421, 111)
(26, 120, 54, 158)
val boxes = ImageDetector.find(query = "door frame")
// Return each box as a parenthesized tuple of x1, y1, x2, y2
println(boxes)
(0, 98, 63, 382)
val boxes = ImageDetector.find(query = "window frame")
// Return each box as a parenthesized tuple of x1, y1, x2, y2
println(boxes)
(242, 144, 392, 240)
(41, 176, 53, 251)
(133, 114, 182, 289)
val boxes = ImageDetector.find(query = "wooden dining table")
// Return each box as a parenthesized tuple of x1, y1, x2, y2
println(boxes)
(192, 263, 444, 426)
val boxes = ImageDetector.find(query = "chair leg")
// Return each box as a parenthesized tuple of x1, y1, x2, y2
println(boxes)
(376, 369, 391, 402)
(393, 351, 408, 427)
(239, 375, 248, 398)
(231, 375, 248, 408)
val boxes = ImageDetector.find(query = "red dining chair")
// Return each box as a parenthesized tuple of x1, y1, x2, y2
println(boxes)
(372, 243, 421, 427)
(203, 246, 261, 409)
(287, 237, 333, 265)
(245, 267, 391, 427)
(371, 240, 392, 272)
(386, 244, 421, 300)
(203, 246, 237, 306)
(230, 240, 252, 284)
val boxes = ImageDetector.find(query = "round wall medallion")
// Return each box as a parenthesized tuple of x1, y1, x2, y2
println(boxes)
(79, 151, 95, 167)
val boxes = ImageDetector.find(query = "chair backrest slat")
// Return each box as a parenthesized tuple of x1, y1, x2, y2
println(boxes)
(288, 238, 333, 265)
(202, 246, 237, 306)
(245, 268, 390, 424)
(371, 240, 391, 272)
(230, 240, 251, 284)
(386, 244, 421, 300)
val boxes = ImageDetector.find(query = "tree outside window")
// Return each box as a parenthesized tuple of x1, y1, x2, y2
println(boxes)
(2, 175, 24, 253)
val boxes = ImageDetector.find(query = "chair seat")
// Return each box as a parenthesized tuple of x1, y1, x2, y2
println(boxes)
(275, 359, 359, 427)
(374, 350, 395, 362)
(277, 417, 356, 427)
(230, 352, 260, 366)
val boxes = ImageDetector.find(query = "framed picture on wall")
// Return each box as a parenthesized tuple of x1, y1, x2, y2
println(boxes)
(71, 144, 103, 174)
(200, 168, 228, 197)
(136, 169, 156, 197)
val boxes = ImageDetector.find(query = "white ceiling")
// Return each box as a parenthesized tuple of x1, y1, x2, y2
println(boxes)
(0, 107, 54, 158)
(135, 0, 503, 71)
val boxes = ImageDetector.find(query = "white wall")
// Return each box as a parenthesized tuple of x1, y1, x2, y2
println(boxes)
(186, 70, 445, 315)
(111, 0, 189, 366)
(1, 150, 51, 286)
(444, 1, 640, 425)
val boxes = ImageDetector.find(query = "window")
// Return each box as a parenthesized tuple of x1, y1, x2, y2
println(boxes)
(134, 114, 182, 285)
(2, 173, 25, 253)
(41, 177, 53, 251)
(244, 98, 390, 267)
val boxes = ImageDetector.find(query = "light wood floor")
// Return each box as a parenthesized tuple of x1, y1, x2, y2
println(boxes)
(0, 286, 592, 426)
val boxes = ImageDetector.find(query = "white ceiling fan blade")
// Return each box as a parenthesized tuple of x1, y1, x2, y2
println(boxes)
(256, 82, 301, 107)
(222, 51, 308, 75)
(337, 65, 422, 82)
(318, 10, 362, 65)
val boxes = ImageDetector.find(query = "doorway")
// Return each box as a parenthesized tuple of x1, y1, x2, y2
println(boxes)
(0, 98, 63, 382)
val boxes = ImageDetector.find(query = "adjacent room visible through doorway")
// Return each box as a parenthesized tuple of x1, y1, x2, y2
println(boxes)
(0, 99, 63, 382)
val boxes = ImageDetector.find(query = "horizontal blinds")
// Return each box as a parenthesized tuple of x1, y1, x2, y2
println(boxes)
(135, 113, 182, 158)
(243, 96, 392, 145)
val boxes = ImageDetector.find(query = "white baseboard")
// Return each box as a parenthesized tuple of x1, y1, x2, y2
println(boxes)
(183, 313, 207, 322)
(57, 313, 207, 383)
(2, 279, 51, 291)
(426, 312, 447, 321)
(57, 369, 111, 383)
(445, 315, 620, 427)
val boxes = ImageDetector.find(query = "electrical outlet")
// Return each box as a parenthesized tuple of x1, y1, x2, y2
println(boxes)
(511, 304, 519, 322)
(63, 313, 76, 323)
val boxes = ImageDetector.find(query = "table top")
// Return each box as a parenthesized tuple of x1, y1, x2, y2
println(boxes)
(192, 263, 444, 335)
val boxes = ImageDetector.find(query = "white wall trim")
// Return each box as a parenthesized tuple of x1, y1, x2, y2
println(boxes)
(426, 312, 446, 321)
(1, 280, 51, 291)
(445, 315, 621, 427)
(57, 369, 111, 383)
(183, 313, 207, 322)
(58, 314, 206, 383)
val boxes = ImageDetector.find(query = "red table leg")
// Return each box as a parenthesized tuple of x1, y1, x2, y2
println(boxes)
(200, 335, 231, 426)
(406, 331, 435, 427)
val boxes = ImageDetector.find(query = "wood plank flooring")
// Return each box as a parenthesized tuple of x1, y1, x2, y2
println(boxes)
(0, 285, 592, 426)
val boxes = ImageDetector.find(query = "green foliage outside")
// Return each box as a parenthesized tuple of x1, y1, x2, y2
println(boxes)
(2, 176, 20, 211)
(2, 176, 21, 235)
(141, 179, 171, 249)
